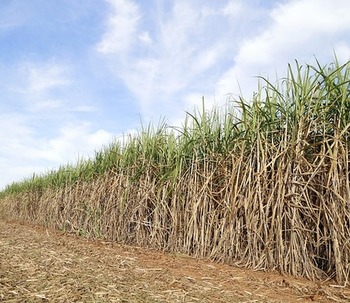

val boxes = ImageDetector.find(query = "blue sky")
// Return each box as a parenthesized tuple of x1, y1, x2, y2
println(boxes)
(1, 0, 350, 189)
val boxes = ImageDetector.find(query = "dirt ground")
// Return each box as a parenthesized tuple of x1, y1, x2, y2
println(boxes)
(0, 220, 349, 303)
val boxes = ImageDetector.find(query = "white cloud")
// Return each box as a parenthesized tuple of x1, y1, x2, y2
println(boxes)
(216, 0, 350, 99)
(97, 0, 141, 55)
(9, 60, 97, 114)
(0, 55, 114, 189)
(26, 63, 70, 92)
(0, 114, 33, 152)
(95, 0, 350, 129)
(8, 60, 73, 113)
(138, 31, 152, 45)
(74, 105, 98, 112)
(334, 42, 350, 63)
(0, 113, 37, 189)
(32, 99, 63, 110)
(222, 1, 243, 16)
(0, 118, 114, 190)
(271, 0, 350, 36)
(191, 44, 225, 75)
(44, 123, 114, 163)
(96, 0, 251, 122)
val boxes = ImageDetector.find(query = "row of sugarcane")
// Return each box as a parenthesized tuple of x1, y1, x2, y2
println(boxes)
(1, 58, 350, 283)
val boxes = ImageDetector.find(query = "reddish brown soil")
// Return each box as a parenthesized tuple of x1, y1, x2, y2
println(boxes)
(0, 220, 349, 302)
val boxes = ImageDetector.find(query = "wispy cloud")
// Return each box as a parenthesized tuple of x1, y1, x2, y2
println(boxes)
(0, 57, 114, 189)
(97, 0, 141, 55)
(216, 0, 350, 98)
(26, 62, 71, 93)
(8, 60, 72, 114)
(96, 0, 258, 122)
(43, 122, 114, 163)
(0, 2, 123, 189)
(0, 117, 114, 189)
(9, 60, 100, 114)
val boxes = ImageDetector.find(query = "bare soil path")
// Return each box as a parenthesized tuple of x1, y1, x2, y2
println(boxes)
(0, 220, 349, 303)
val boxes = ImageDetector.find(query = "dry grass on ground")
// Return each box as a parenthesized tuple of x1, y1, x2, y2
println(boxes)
(1, 220, 350, 303)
